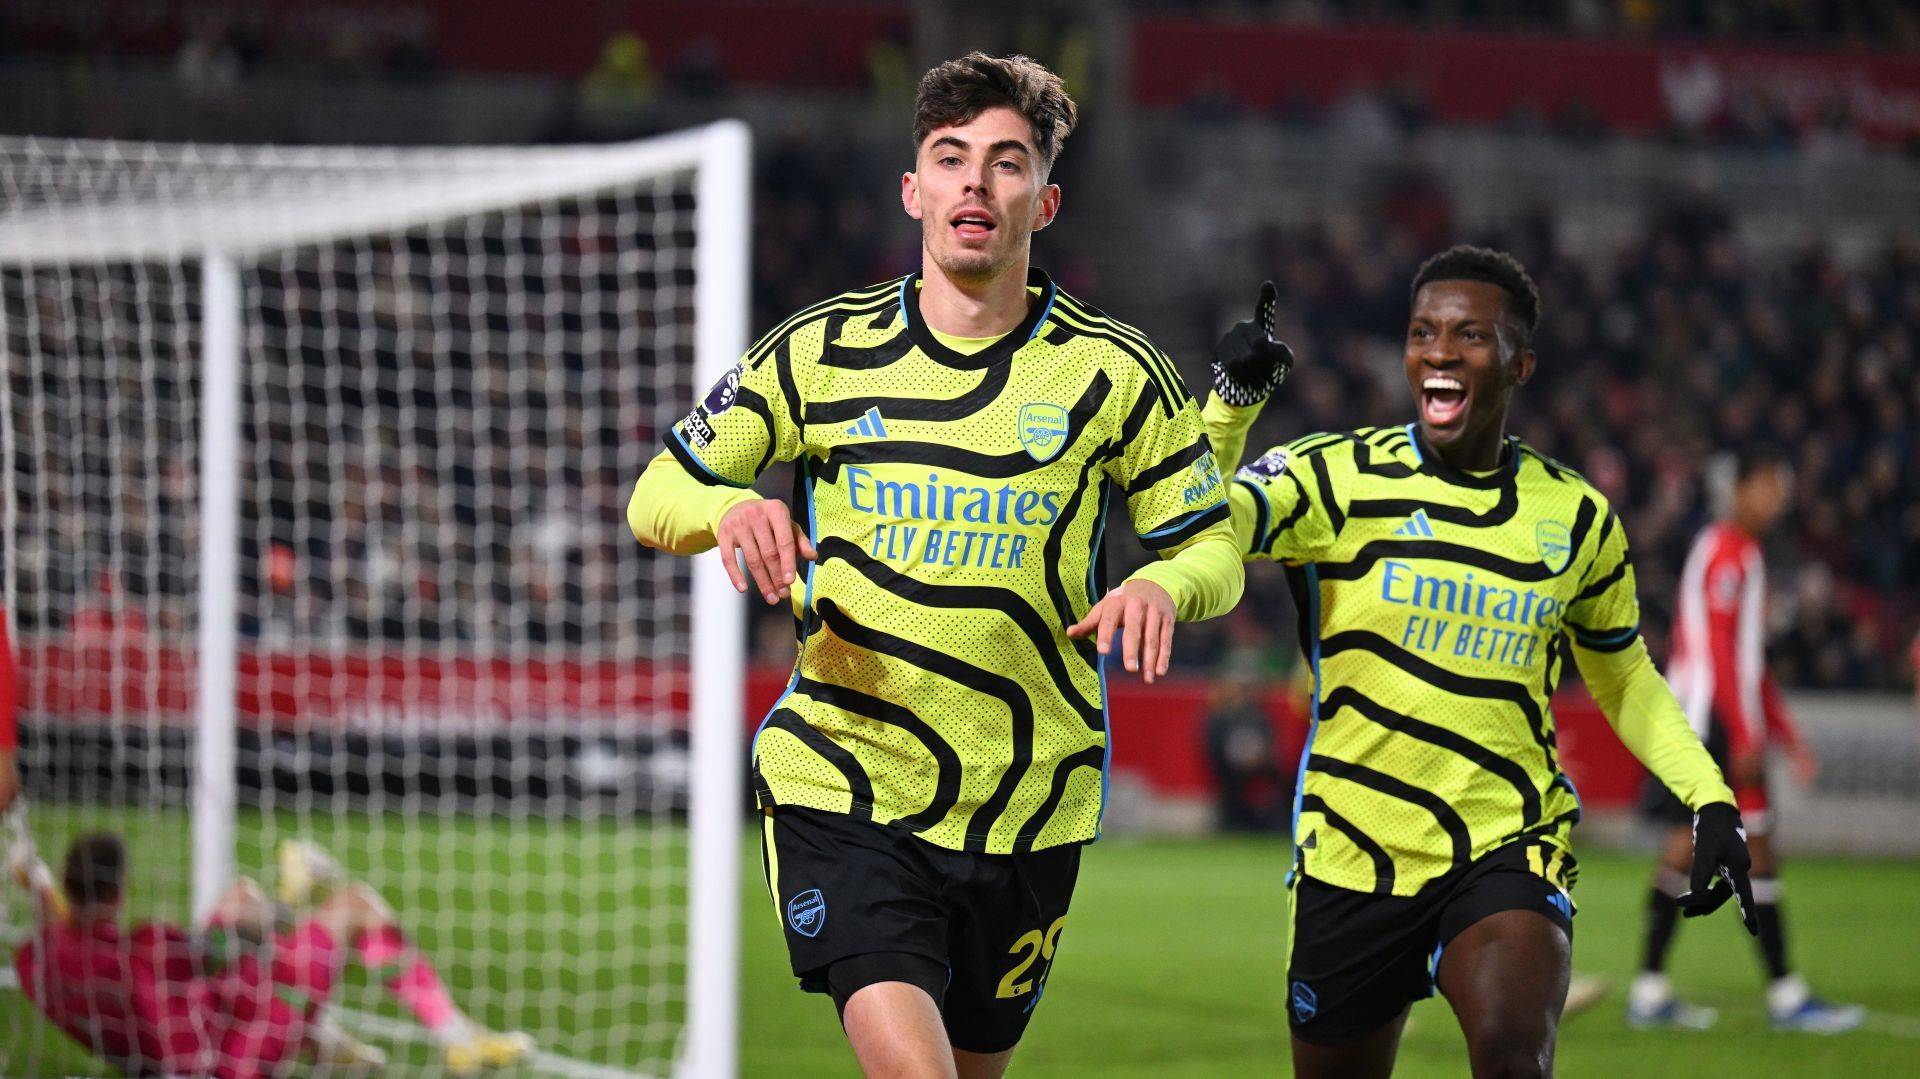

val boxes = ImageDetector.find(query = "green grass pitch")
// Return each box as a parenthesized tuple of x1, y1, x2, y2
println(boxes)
(4, 808, 1917, 1077)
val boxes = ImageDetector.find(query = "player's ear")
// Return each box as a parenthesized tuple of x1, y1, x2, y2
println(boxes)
(1511, 347, 1537, 387)
(901, 171, 922, 220)
(1032, 183, 1061, 231)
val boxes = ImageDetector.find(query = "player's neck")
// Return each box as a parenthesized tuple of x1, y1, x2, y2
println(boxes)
(917, 256, 1033, 339)
(1421, 422, 1509, 473)
(71, 902, 117, 926)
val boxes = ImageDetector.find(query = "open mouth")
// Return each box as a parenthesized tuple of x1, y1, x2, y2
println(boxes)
(950, 209, 996, 241)
(1421, 374, 1467, 427)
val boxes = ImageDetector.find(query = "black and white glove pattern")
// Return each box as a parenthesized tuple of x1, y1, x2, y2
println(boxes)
(1210, 280, 1295, 407)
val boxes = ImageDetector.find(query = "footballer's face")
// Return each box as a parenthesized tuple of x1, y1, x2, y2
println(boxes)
(1404, 279, 1535, 469)
(1736, 462, 1793, 534)
(902, 105, 1060, 286)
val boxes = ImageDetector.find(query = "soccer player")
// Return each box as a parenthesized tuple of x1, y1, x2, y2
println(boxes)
(1204, 246, 1757, 1077)
(628, 53, 1243, 1078)
(1628, 449, 1863, 1032)
(8, 832, 533, 1077)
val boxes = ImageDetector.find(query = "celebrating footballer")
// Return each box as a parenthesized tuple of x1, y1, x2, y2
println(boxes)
(1206, 247, 1759, 1077)
(630, 53, 1244, 1078)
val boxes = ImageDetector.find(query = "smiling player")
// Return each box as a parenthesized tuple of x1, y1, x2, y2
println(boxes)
(629, 53, 1242, 1078)
(1205, 246, 1757, 1077)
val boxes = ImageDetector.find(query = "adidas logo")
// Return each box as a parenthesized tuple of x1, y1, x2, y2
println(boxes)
(1392, 509, 1436, 538)
(844, 406, 889, 439)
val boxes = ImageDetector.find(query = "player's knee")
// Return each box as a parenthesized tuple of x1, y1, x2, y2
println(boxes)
(1465, 1025, 1551, 1079)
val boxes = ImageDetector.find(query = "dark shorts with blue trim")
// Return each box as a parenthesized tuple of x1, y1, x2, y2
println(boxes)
(1285, 839, 1576, 1045)
(759, 806, 1082, 1054)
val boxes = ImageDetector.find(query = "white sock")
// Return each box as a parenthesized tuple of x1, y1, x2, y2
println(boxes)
(1629, 971, 1671, 1010)
(434, 1014, 478, 1047)
(1768, 973, 1809, 1016)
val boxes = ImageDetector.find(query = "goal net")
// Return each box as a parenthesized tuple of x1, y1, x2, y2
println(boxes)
(0, 125, 748, 1078)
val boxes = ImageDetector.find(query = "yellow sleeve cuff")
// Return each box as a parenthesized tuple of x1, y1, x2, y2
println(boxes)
(627, 450, 763, 556)
(1126, 520, 1244, 622)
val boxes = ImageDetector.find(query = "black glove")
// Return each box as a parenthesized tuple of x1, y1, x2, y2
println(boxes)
(1210, 280, 1295, 407)
(1677, 801, 1759, 935)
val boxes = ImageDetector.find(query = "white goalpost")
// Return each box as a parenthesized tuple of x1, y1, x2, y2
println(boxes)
(0, 123, 748, 1078)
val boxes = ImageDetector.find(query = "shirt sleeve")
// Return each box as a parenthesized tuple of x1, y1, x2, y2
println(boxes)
(1702, 546, 1767, 755)
(1107, 366, 1229, 551)
(1761, 676, 1804, 753)
(1576, 635, 1736, 810)
(1204, 397, 1342, 565)
(1563, 506, 1641, 653)
(627, 450, 764, 556)
(1127, 518, 1245, 622)
(663, 321, 810, 488)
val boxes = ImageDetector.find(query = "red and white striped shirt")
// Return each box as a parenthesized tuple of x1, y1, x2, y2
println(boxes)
(1665, 522, 1802, 756)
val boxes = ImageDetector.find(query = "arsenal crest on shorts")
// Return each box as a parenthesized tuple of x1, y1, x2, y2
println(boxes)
(787, 888, 826, 938)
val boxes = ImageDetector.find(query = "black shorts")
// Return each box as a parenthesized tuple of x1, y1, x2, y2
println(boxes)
(1286, 838, 1576, 1045)
(759, 806, 1082, 1054)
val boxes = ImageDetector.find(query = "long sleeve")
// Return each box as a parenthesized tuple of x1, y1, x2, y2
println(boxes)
(1576, 635, 1736, 810)
(1683, 534, 1768, 756)
(1126, 519, 1245, 621)
(1201, 392, 1264, 475)
(1201, 392, 1341, 565)
(626, 450, 763, 556)
(1761, 676, 1804, 753)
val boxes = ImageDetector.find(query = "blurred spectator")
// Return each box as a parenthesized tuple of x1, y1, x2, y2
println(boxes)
(563, 32, 658, 142)
(172, 19, 241, 99)
(1202, 644, 1289, 833)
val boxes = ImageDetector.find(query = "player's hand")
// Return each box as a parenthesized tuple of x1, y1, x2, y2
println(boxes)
(1789, 744, 1819, 788)
(1066, 579, 1176, 684)
(1678, 801, 1759, 935)
(1728, 749, 1764, 790)
(0, 750, 17, 813)
(716, 499, 816, 605)
(1210, 281, 1295, 407)
(3, 808, 38, 891)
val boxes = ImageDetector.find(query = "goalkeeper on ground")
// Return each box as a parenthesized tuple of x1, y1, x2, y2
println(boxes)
(8, 833, 532, 1078)
(630, 51, 1242, 1078)
(1205, 247, 1756, 1077)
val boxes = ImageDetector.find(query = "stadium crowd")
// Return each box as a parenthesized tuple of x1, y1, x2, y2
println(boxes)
(0, 5, 1913, 692)
(1175, 197, 1918, 689)
(750, 140, 1920, 690)
(4, 136, 1912, 692)
(1141, 0, 1920, 47)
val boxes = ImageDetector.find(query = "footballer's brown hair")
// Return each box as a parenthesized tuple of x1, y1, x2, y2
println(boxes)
(63, 831, 128, 907)
(913, 53, 1078, 172)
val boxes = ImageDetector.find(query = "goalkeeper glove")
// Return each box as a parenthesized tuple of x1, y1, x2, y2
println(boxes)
(1677, 801, 1759, 935)
(1210, 280, 1295, 406)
